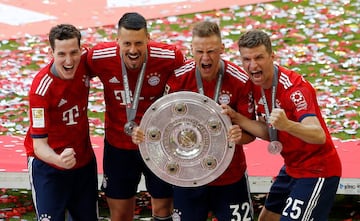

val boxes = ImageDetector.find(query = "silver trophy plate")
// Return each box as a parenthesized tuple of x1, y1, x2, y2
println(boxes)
(139, 91, 235, 187)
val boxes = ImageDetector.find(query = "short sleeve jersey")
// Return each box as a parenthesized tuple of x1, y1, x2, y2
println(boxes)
(24, 49, 94, 169)
(254, 65, 341, 178)
(165, 60, 255, 186)
(87, 41, 185, 150)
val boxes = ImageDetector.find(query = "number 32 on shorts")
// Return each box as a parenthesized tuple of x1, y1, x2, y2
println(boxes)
(230, 202, 252, 221)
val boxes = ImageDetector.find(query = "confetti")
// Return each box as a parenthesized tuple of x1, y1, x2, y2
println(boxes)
(0, 0, 358, 140)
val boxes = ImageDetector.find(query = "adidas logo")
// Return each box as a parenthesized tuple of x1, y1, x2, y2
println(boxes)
(109, 77, 120, 83)
(258, 97, 265, 105)
(58, 99, 67, 107)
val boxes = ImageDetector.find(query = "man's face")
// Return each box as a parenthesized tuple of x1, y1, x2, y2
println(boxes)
(50, 38, 81, 80)
(191, 35, 224, 81)
(117, 27, 149, 70)
(239, 45, 275, 89)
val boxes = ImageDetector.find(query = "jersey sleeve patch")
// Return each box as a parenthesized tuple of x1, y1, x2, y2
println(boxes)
(32, 108, 45, 128)
(290, 90, 308, 112)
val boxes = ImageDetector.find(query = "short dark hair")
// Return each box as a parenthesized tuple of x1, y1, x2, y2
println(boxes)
(237, 30, 272, 54)
(48, 24, 81, 50)
(192, 21, 221, 39)
(117, 12, 147, 33)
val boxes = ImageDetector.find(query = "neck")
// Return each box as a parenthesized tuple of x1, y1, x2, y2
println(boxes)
(263, 65, 277, 89)
(202, 73, 218, 82)
(51, 63, 60, 78)
(262, 78, 274, 89)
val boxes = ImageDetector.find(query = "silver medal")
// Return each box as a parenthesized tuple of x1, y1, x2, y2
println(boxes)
(124, 121, 138, 136)
(268, 140, 283, 154)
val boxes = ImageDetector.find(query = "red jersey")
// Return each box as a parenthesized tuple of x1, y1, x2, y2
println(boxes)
(254, 65, 341, 178)
(24, 50, 94, 169)
(87, 41, 185, 150)
(165, 60, 255, 186)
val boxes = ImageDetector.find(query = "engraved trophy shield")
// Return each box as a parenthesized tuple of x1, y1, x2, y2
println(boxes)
(139, 91, 235, 187)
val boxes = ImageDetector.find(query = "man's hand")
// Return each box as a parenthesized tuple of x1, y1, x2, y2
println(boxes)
(269, 108, 289, 131)
(58, 148, 76, 169)
(228, 124, 242, 144)
(220, 104, 237, 122)
(132, 126, 145, 145)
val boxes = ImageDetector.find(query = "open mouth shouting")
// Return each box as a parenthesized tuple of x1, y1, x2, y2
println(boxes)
(201, 63, 212, 71)
(125, 53, 142, 69)
(64, 64, 74, 72)
(57, 62, 78, 80)
(250, 70, 263, 80)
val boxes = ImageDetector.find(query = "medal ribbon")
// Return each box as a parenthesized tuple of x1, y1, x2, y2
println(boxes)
(121, 51, 147, 122)
(260, 65, 279, 142)
(195, 59, 225, 102)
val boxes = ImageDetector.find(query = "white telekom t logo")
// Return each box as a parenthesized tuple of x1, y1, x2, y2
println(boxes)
(63, 105, 79, 125)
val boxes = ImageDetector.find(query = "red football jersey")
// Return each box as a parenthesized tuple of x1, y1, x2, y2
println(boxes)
(254, 65, 341, 178)
(165, 59, 255, 186)
(87, 41, 185, 150)
(24, 50, 94, 169)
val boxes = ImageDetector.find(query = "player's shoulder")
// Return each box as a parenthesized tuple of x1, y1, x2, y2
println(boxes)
(224, 60, 249, 84)
(174, 60, 195, 78)
(148, 41, 180, 60)
(89, 41, 118, 60)
(30, 65, 54, 96)
(278, 65, 307, 90)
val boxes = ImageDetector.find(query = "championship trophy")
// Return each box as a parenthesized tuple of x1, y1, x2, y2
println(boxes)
(139, 91, 235, 187)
